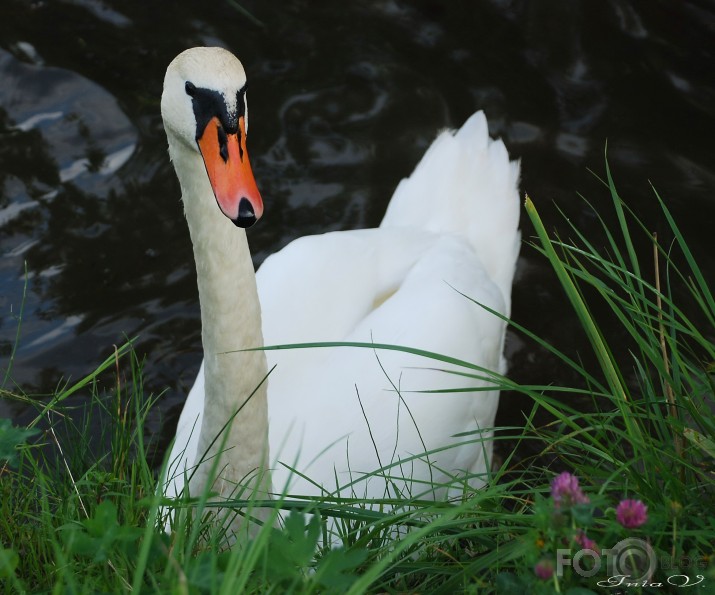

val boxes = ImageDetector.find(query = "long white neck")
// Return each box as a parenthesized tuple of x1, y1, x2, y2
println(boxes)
(169, 139, 270, 505)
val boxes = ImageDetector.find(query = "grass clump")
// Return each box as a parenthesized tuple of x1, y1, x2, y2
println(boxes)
(1, 164, 714, 593)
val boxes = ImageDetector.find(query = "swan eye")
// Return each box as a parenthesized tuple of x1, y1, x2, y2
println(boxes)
(185, 81, 197, 96)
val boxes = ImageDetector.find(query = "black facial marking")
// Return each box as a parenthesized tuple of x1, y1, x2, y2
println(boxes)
(237, 83, 246, 119)
(217, 124, 229, 162)
(185, 81, 247, 143)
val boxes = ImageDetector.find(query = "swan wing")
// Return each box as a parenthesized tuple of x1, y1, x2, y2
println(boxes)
(258, 228, 508, 499)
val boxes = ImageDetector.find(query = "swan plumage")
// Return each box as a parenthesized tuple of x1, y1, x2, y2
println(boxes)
(161, 47, 520, 516)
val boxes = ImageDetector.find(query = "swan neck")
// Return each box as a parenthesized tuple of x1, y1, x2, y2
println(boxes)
(172, 140, 270, 502)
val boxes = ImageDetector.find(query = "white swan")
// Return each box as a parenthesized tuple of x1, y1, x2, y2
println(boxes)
(160, 47, 520, 524)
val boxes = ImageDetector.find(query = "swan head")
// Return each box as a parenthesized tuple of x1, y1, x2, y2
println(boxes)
(161, 47, 263, 228)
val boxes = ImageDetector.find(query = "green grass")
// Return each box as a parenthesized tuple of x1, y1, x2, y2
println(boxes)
(1, 166, 714, 593)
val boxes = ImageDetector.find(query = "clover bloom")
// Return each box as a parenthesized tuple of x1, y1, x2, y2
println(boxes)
(616, 499, 648, 528)
(551, 471, 590, 508)
(534, 559, 554, 580)
(575, 530, 599, 554)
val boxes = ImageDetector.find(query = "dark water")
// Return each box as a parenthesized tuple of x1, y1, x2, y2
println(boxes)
(1, 1, 714, 464)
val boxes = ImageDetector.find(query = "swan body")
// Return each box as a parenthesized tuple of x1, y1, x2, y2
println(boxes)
(161, 47, 520, 517)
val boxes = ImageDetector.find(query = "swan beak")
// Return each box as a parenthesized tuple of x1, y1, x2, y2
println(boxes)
(197, 116, 264, 228)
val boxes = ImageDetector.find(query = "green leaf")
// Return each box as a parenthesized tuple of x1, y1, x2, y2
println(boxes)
(495, 572, 527, 594)
(186, 551, 230, 590)
(0, 418, 39, 468)
(683, 428, 715, 460)
(0, 547, 19, 579)
(85, 500, 120, 536)
(259, 511, 321, 585)
(571, 504, 594, 527)
(60, 500, 143, 563)
(313, 546, 368, 591)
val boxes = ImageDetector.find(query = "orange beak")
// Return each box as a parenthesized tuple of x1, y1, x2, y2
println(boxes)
(197, 116, 263, 228)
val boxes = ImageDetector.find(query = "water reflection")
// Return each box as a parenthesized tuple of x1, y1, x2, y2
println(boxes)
(0, 0, 713, 465)
(0, 48, 136, 191)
